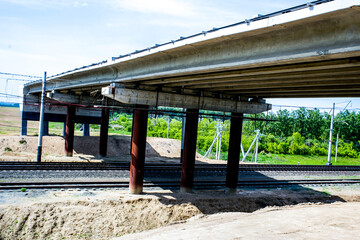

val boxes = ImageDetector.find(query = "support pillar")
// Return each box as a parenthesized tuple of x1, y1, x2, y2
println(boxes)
(99, 108, 109, 157)
(180, 109, 199, 193)
(65, 105, 75, 157)
(21, 119, 27, 136)
(226, 112, 243, 193)
(83, 124, 90, 136)
(43, 121, 49, 136)
(62, 122, 66, 137)
(180, 115, 185, 163)
(129, 106, 148, 194)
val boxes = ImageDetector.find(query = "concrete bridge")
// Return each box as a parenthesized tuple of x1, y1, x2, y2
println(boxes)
(21, 0, 360, 193)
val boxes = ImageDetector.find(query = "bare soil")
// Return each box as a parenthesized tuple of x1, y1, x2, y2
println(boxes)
(120, 201, 360, 240)
(1, 187, 359, 240)
(0, 135, 220, 164)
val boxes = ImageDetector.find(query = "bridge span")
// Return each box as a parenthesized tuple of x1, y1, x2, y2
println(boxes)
(20, 0, 360, 193)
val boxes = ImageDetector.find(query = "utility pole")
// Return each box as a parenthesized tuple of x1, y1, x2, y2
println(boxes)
(326, 103, 335, 166)
(37, 72, 47, 163)
(334, 132, 339, 163)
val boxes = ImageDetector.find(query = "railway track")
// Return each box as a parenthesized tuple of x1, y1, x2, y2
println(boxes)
(0, 161, 359, 171)
(1, 179, 360, 190)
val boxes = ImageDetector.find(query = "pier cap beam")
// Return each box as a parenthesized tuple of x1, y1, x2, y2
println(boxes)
(102, 86, 270, 114)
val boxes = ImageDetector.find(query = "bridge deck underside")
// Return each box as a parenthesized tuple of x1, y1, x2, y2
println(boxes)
(135, 56, 360, 98)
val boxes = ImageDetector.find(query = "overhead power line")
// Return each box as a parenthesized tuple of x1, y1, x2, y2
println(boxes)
(0, 92, 22, 98)
(0, 72, 40, 78)
(0, 77, 33, 82)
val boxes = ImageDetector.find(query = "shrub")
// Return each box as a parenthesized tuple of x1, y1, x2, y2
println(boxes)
(4, 147, 12, 152)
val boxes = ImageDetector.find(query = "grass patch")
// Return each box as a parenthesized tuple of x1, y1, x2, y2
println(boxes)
(242, 153, 360, 165)
(4, 147, 12, 152)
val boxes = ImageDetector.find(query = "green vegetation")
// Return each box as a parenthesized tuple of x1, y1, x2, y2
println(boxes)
(252, 152, 359, 165)
(20, 188, 26, 192)
(4, 147, 12, 152)
(106, 108, 360, 165)
(1, 106, 359, 165)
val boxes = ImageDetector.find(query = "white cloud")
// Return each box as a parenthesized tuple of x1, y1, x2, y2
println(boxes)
(73, 1, 88, 7)
(1, 0, 89, 8)
(111, 0, 197, 17)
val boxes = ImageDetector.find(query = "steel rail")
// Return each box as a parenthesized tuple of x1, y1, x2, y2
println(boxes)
(1, 179, 359, 190)
(0, 162, 360, 171)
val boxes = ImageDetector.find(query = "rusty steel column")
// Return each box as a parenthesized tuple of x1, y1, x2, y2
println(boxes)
(129, 106, 149, 194)
(65, 105, 76, 157)
(226, 112, 243, 193)
(83, 124, 90, 136)
(99, 108, 110, 157)
(43, 121, 49, 136)
(180, 108, 199, 193)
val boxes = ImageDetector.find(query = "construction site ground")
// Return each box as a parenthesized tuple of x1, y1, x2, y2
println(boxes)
(1, 107, 360, 239)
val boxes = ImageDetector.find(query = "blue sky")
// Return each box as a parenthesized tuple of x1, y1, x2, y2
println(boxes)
(0, 0, 359, 111)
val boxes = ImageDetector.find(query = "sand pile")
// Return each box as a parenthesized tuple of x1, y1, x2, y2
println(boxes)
(0, 135, 207, 163)
(120, 202, 360, 240)
(0, 195, 200, 239)
(0, 188, 346, 240)
(0, 136, 163, 157)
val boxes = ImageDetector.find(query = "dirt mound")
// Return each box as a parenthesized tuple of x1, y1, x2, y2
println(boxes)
(0, 195, 200, 239)
(0, 188, 351, 240)
(120, 202, 360, 240)
(0, 135, 206, 163)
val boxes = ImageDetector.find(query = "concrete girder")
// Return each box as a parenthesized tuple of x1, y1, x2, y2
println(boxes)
(213, 78, 360, 92)
(177, 68, 360, 89)
(101, 86, 271, 114)
(144, 58, 360, 86)
(246, 91, 360, 98)
(231, 85, 360, 95)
